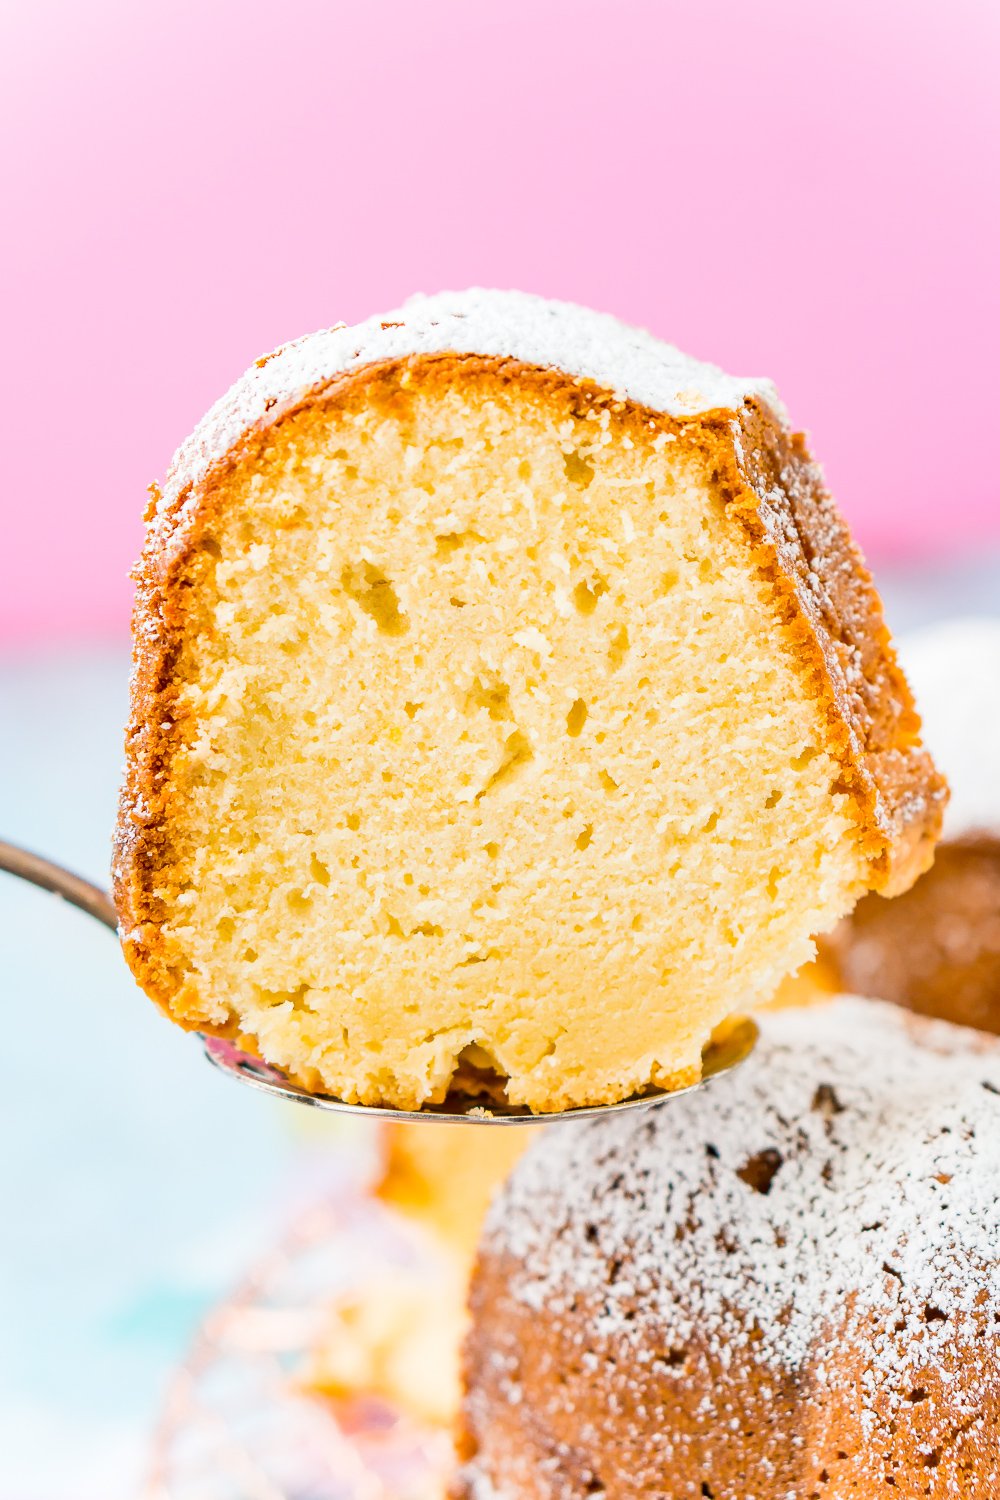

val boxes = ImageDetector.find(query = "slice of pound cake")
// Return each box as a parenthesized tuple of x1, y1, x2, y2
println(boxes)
(113, 291, 944, 1111)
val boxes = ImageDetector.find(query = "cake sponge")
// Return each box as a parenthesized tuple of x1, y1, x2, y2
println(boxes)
(114, 291, 944, 1111)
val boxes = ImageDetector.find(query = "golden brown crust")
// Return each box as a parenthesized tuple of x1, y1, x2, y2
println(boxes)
(454, 1250, 1000, 1499)
(724, 404, 945, 894)
(113, 353, 944, 1030)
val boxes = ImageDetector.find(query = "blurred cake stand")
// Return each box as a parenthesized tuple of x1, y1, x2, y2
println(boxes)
(142, 1195, 454, 1500)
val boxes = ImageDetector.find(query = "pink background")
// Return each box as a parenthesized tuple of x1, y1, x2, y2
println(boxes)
(2, 0, 998, 644)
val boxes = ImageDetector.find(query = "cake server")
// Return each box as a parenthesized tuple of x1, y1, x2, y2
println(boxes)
(0, 836, 757, 1124)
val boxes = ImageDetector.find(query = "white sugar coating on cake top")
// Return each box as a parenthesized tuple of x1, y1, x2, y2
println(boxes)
(156, 289, 781, 523)
(488, 998, 1000, 1430)
(899, 617, 1000, 840)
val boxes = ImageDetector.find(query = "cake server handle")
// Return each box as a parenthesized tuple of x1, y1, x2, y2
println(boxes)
(0, 838, 118, 932)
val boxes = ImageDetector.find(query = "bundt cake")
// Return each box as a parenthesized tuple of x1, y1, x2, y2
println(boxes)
(824, 619, 1000, 1032)
(113, 290, 943, 1111)
(455, 998, 1000, 1498)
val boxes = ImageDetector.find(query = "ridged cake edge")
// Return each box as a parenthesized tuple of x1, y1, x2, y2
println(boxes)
(112, 343, 945, 1084)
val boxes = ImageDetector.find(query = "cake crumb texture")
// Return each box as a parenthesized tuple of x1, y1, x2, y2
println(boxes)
(114, 292, 943, 1110)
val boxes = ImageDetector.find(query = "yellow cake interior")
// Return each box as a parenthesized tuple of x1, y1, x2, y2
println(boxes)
(153, 369, 869, 1109)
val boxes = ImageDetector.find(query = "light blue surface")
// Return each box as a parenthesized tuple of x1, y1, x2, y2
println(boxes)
(0, 649, 362, 1499)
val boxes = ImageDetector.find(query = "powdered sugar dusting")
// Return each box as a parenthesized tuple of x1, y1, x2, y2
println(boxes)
(900, 618, 1000, 840)
(485, 997, 1000, 1425)
(155, 289, 780, 527)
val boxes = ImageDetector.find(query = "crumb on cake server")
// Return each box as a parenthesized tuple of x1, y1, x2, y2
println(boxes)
(113, 290, 945, 1112)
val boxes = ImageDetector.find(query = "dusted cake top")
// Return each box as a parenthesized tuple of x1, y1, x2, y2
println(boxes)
(899, 617, 1000, 841)
(155, 289, 780, 528)
(491, 998, 1000, 1415)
